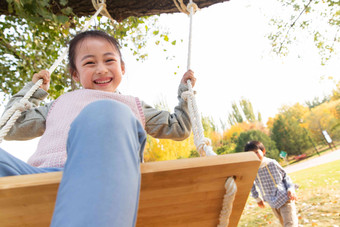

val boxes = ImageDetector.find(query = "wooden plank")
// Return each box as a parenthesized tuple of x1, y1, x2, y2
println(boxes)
(0, 152, 260, 227)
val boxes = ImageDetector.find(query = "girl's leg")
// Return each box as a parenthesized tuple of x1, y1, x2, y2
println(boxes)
(50, 100, 146, 227)
(0, 148, 61, 177)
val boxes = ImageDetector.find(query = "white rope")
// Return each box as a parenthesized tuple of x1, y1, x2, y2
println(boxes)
(0, 1, 109, 144)
(217, 177, 237, 227)
(177, 0, 216, 157)
(175, 1, 237, 226)
(92, 0, 116, 25)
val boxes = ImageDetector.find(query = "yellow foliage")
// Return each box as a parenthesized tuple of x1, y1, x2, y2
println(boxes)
(266, 117, 275, 129)
(223, 123, 244, 141)
(331, 81, 340, 101)
(278, 103, 309, 121)
(143, 134, 196, 162)
(329, 99, 340, 119)
(304, 99, 340, 138)
(223, 121, 268, 142)
(209, 131, 223, 148)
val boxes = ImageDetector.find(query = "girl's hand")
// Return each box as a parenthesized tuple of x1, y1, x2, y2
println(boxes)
(181, 69, 196, 88)
(32, 70, 50, 92)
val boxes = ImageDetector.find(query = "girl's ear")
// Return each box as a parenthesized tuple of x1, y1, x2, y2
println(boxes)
(71, 69, 80, 82)
(263, 149, 266, 155)
(121, 61, 125, 75)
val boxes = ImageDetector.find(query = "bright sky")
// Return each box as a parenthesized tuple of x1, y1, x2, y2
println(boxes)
(1, 0, 339, 161)
(119, 0, 338, 124)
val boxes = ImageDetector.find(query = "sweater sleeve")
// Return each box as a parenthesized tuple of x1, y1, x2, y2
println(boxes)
(142, 83, 191, 141)
(1, 82, 52, 141)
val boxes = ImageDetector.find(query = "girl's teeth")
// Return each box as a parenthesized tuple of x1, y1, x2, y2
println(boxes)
(95, 79, 111, 84)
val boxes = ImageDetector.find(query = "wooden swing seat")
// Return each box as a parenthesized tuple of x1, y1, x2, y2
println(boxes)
(0, 152, 260, 227)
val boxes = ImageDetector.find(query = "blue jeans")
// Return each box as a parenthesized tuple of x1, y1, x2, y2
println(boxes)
(0, 100, 147, 227)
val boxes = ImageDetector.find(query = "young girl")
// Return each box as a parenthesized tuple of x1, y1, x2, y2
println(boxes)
(0, 30, 196, 226)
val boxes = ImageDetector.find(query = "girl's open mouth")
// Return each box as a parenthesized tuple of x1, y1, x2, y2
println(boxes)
(94, 78, 113, 84)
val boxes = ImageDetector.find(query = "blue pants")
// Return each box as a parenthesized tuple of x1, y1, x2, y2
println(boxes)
(0, 100, 147, 227)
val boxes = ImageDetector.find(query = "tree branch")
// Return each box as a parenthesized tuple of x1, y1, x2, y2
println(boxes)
(278, 0, 313, 53)
(0, 36, 21, 60)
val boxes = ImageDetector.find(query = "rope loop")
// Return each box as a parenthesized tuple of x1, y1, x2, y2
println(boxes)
(173, 0, 199, 15)
(92, 0, 116, 25)
(197, 137, 212, 156)
(180, 89, 196, 101)
(197, 138, 217, 157)
(187, 1, 199, 15)
(13, 100, 32, 112)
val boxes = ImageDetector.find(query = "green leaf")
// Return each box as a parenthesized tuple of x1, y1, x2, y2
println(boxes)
(55, 84, 63, 91)
(61, 7, 73, 15)
(57, 15, 69, 24)
(60, 0, 68, 6)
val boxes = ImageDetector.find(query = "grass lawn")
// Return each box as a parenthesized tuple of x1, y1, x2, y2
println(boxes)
(238, 160, 340, 226)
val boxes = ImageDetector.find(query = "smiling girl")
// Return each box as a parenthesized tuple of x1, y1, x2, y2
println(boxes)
(0, 30, 196, 226)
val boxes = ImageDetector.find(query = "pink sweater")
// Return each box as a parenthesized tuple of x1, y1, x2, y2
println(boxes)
(27, 89, 145, 168)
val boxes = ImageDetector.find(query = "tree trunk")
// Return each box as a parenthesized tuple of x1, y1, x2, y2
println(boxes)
(0, 0, 229, 21)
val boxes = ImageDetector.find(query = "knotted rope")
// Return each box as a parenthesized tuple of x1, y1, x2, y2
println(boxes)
(92, 0, 116, 25)
(175, 0, 215, 157)
(175, 1, 237, 226)
(0, 1, 109, 143)
(217, 177, 238, 227)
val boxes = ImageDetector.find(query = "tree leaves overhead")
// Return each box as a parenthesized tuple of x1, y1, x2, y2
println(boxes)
(268, 0, 340, 63)
(0, 0, 74, 99)
(0, 0, 172, 99)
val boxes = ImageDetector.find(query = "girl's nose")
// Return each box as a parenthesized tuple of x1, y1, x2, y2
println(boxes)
(96, 63, 108, 74)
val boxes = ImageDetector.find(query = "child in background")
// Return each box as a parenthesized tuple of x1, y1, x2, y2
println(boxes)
(0, 30, 196, 226)
(244, 140, 298, 227)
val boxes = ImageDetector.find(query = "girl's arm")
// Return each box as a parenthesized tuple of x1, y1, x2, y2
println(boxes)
(142, 83, 191, 141)
(2, 82, 52, 140)
(142, 70, 196, 141)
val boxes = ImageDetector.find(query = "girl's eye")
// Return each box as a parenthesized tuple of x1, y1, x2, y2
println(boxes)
(84, 61, 94, 65)
(106, 59, 116, 63)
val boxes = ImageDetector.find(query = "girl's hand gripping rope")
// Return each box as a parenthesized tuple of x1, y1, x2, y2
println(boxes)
(32, 70, 50, 92)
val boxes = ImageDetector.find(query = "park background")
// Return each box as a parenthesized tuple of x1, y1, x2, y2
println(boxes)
(1, 0, 339, 162)
(0, 0, 339, 225)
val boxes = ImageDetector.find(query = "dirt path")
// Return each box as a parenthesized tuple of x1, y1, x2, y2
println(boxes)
(284, 148, 340, 173)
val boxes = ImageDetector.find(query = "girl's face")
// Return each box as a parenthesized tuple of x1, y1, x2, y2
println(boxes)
(71, 37, 125, 93)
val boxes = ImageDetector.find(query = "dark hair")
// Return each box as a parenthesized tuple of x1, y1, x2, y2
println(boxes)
(244, 140, 265, 152)
(68, 30, 124, 75)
